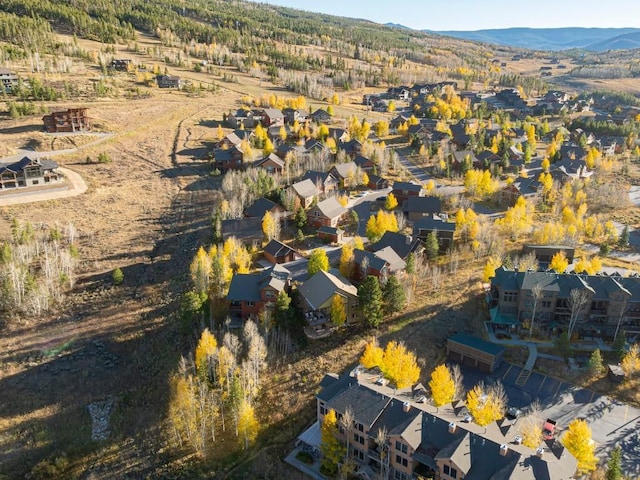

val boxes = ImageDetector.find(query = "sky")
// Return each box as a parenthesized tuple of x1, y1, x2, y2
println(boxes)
(250, 0, 640, 31)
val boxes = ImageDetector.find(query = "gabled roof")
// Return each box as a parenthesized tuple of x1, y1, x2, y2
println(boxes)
(354, 249, 388, 273)
(214, 146, 242, 161)
(354, 155, 374, 168)
(254, 153, 284, 169)
(221, 217, 262, 240)
(372, 246, 406, 273)
(435, 432, 472, 474)
(298, 269, 357, 310)
(453, 150, 478, 164)
(326, 384, 391, 428)
(263, 239, 297, 259)
(369, 232, 422, 260)
(261, 108, 284, 119)
(302, 170, 338, 186)
(330, 161, 357, 179)
(413, 215, 456, 233)
(0, 156, 57, 175)
(367, 173, 389, 186)
(311, 109, 331, 122)
(369, 400, 422, 449)
(393, 181, 422, 193)
(226, 265, 289, 302)
(291, 178, 320, 199)
(314, 197, 348, 220)
(244, 197, 281, 218)
(402, 196, 442, 214)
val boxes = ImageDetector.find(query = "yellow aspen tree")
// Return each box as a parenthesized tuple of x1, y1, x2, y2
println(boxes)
(519, 414, 543, 449)
(621, 344, 640, 377)
(216, 124, 224, 140)
(262, 211, 277, 240)
(263, 137, 274, 156)
(330, 294, 346, 327)
(361, 171, 369, 187)
(550, 251, 569, 273)
(425, 180, 436, 195)
(353, 235, 365, 250)
(429, 365, 455, 407)
(190, 247, 211, 295)
(360, 340, 384, 369)
(541, 157, 550, 172)
(339, 242, 354, 278)
(168, 374, 198, 448)
(562, 419, 597, 474)
(320, 409, 345, 475)
(279, 125, 287, 142)
(381, 341, 420, 389)
(385, 193, 398, 210)
(482, 257, 501, 282)
(195, 328, 218, 380)
(237, 398, 258, 449)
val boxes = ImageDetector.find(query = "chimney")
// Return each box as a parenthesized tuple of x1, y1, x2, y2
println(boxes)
(500, 444, 509, 456)
(536, 447, 545, 458)
(403, 402, 410, 413)
(514, 435, 522, 445)
(448, 422, 456, 434)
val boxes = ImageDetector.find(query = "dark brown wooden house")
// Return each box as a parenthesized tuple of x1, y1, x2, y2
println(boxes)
(263, 239, 298, 264)
(42, 108, 91, 133)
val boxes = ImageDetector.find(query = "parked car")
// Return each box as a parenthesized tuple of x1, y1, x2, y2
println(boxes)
(506, 407, 522, 420)
(543, 418, 557, 440)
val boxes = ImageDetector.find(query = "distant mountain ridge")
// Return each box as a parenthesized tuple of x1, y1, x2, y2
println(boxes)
(385, 24, 640, 51)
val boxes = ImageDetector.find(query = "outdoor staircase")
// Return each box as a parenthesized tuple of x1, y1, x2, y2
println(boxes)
(515, 368, 532, 387)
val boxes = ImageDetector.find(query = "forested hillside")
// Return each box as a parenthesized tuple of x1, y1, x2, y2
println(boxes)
(0, 0, 500, 96)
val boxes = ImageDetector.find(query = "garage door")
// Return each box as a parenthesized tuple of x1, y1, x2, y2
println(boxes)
(477, 361, 491, 373)
(448, 351, 462, 363)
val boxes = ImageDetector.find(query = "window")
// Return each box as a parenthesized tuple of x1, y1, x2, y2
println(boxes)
(395, 455, 407, 467)
(451, 467, 458, 479)
(443, 466, 457, 478)
(444, 465, 450, 475)
(357, 423, 364, 432)
(319, 403, 327, 415)
(395, 441, 408, 454)
(542, 300, 552, 308)
(246, 301, 255, 307)
(264, 290, 275, 298)
(394, 471, 408, 480)
(503, 291, 518, 302)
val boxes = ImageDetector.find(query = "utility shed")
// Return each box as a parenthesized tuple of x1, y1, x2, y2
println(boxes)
(447, 333, 505, 373)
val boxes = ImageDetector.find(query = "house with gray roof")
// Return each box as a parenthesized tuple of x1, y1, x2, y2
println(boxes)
(329, 161, 358, 188)
(489, 266, 639, 338)
(296, 370, 578, 480)
(298, 269, 360, 329)
(301, 170, 339, 194)
(244, 197, 286, 219)
(227, 265, 290, 321)
(307, 197, 348, 228)
(0, 157, 61, 190)
(402, 196, 443, 222)
(263, 239, 298, 264)
(368, 231, 423, 261)
(254, 152, 285, 174)
(290, 178, 320, 209)
(413, 214, 455, 252)
(392, 181, 423, 204)
(221, 217, 263, 247)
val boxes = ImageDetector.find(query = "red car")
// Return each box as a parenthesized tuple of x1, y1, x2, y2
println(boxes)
(543, 419, 557, 440)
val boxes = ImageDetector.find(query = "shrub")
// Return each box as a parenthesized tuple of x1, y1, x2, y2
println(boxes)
(112, 267, 124, 285)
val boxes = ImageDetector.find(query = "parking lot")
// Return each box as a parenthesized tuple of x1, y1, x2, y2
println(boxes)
(457, 362, 640, 475)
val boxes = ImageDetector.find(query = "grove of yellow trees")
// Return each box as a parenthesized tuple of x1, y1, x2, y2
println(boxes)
(359, 340, 421, 389)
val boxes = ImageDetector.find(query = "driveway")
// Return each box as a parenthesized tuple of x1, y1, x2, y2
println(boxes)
(0, 167, 87, 206)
